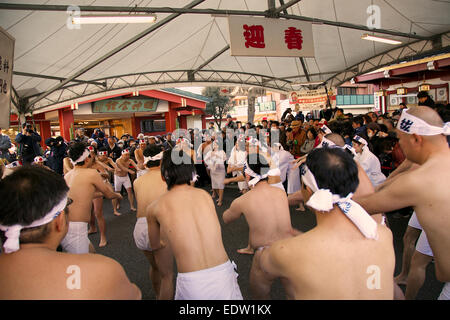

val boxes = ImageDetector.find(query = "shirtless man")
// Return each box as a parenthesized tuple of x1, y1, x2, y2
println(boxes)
(258, 148, 395, 299)
(0, 166, 141, 299)
(147, 148, 242, 300)
(223, 152, 300, 299)
(355, 106, 450, 299)
(62, 143, 122, 254)
(88, 149, 117, 247)
(133, 144, 173, 300)
(113, 149, 138, 215)
(134, 140, 148, 178)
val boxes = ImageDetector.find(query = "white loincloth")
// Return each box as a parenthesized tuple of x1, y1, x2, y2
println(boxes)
(175, 260, 243, 300)
(60, 222, 91, 254)
(133, 217, 152, 251)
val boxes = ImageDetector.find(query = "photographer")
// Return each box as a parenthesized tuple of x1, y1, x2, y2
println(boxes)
(0, 127, 12, 162)
(15, 123, 42, 165)
(45, 136, 67, 175)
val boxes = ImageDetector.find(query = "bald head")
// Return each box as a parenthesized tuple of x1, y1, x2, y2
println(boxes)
(405, 106, 444, 128)
(324, 133, 345, 147)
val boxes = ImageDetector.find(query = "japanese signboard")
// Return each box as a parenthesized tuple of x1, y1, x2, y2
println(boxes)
(0, 27, 14, 129)
(93, 99, 159, 113)
(228, 16, 314, 57)
(289, 89, 335, 111)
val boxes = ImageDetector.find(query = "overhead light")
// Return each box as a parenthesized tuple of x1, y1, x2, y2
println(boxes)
(72, 14, 157, 25)
(361, 34, 402, 45)
(292, 81, 324, 86)
(419, 83, 431, 91)
(396, 87, 407, 95)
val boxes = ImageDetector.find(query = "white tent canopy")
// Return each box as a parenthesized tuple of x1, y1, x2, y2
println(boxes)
(1, 0, 449, 113)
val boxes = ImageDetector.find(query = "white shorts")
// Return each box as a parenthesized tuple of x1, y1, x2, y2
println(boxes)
(133, 217, 152, 251)
(416, 230, 433, 257)
(114, 174, 132, 192)
(408, 212, 422, 230)
(175, 260, 243, 300)
(60, 222, 91, 254)
(438, 282, 450, 300)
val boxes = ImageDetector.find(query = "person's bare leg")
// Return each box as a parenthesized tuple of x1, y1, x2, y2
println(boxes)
(395, 226, 421, 285)
(237, 244, 254, 255)
(88, 208, 97, 234)
(211, 189, 217, 199)
(142, 251, 161, 298)
(288, 191, 303, 207)
(112, 198, 121, 216)
(394, 282, 405, 300)
(126, 187, 136, 211)
(217, 189, 224, 207)
(250, 250, 273, 299)
(93, 197, 107, 247)
(405, 250, 433, 300)
(88, 242, 96, 253)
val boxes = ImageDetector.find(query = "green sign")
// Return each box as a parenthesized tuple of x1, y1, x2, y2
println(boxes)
(258, 101, 276, 112)
(93, 99, 159, 113)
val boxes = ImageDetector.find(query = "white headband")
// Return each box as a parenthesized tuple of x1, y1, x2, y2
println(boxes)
(0, 196, 68, 254)
(352, 135, 368, 146)
(122, 149, 130, 155)
(144, 151, 163, 164)
(244, 162, 281, 188)
(316, 136, 336, 149)
(397, 109, 450, 136)
(316, 137, 357, 157)
(320, 125, 332, 135)
(34, 156, 44, 163)
(300, 165, 378, 240)
(70, 148, 90, 165)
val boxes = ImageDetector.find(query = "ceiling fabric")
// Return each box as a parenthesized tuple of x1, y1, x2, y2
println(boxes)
(1, 0, 449, 112)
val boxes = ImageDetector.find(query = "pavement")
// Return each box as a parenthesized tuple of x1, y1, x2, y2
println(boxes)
(87, 183, 445, 300)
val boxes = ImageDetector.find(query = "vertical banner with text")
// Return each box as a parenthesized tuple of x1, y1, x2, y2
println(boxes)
(228, 16, 314, 57)
(0, 27, 14, 129)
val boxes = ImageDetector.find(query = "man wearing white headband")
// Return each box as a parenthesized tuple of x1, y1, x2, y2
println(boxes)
(112, 149, 138, 215)
(355, 106, 450, 299)
(352, 135, 386, 187)
(223, 152, 300, 298)
(0, 166, 141, 299)
(62, 143, 122, 254)
(135, 139, 148, 178)
(147, 149, 243, 300)
(257, 147, 395, 299)
(132, 144, 172, 299)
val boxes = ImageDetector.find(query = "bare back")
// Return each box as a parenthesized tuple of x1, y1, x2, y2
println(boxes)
(64, 168, 100, 222)
(0, 248, 141, 299)
(151, 185, 228, 273)
(236, 182, 295, 249)
(267, 210, 395, 299)
(134, 168, 167, 218)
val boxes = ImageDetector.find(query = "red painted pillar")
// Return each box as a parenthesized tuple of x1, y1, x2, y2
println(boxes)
(179, 116, 187, 130)
(165, 103, 178, 133)
(201, 114, 206, 130)
(131, 115, 138, 138)
(39, 121, 52, 148)
(58, 108, 74, 142)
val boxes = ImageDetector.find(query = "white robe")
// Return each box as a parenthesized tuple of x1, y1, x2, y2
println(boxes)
(354, 146, 386, 187)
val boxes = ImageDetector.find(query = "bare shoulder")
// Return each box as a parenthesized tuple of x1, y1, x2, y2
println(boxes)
(268, 233, 309, 263)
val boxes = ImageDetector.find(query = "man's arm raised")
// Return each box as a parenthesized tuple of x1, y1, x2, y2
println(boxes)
(91, 170, 122, 200)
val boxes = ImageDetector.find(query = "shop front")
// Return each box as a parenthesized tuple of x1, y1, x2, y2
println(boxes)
(9, 88, 209, 147)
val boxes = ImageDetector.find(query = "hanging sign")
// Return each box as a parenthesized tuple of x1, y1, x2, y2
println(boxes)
(0, 27, 14, 129)
(93, 99, 159, 113)
(228, 16, 314, 57)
